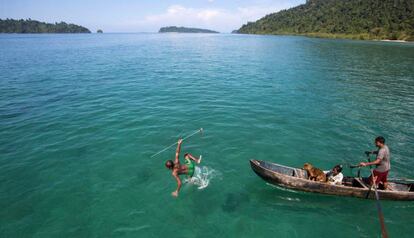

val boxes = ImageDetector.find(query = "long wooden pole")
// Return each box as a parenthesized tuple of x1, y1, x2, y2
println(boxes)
(150, 128, 203, 158)
(370, 169, 388, 238)
(365, 153, 388, 238)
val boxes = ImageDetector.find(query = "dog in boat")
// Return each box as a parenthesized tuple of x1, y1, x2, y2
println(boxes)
(303, 163, 326, 182)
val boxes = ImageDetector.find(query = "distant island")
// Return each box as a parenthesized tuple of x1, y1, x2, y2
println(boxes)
(236, 0, 414, 41)
(97, 29, 103, 33)
(159, 26, 219, 33)
(0, 19, 91, 33)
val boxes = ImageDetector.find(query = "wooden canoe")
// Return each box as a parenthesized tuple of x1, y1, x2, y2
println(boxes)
(250, 159, 414, 201)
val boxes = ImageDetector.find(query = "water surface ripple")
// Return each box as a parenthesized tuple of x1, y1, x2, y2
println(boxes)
(1, 34, 413, 237)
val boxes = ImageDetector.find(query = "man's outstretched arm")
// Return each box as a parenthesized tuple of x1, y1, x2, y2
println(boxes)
(175, 139, 183, 164)
(172, 171, 182, 197)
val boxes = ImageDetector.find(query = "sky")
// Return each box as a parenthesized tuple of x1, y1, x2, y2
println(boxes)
(0, 0, 306, 33)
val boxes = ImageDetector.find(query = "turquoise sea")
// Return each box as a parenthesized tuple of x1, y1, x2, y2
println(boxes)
(1, 33, 414, 237)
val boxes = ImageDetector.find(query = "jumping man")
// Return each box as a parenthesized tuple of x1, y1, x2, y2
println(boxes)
(165, 139, 201, 197)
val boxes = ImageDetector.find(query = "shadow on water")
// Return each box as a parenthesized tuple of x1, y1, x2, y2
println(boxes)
(221, 191, 251, 213)
(133, 169, 153, 184)
(75, 145, 88, 158)
(186, 189, 222, 218)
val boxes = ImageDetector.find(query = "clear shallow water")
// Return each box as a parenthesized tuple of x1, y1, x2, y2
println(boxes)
(0, 33, 414, 237)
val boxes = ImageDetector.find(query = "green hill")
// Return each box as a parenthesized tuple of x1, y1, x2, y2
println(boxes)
(159, 26, 219, 33)
(0, 19, 91, 33)
(237, 0, 414, 41)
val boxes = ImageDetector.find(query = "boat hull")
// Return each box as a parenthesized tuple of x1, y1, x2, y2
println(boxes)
(250, 159, 414, 201)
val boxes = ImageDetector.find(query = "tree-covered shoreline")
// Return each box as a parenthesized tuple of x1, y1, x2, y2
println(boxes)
(237, 0, 414, 41)
(0, 19, 91, 33)
(159, 26, 219, 33)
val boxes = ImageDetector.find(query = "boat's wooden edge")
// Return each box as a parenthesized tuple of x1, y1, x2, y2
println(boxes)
(250, 159, 333, 186)
(249, 159, 414, 195)
(251, 160, 328, 186)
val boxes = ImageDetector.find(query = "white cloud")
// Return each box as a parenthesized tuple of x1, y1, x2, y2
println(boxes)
(114, 3, 297, 33)
(144, 5, 224, 27)
(139, 4, 287, 32)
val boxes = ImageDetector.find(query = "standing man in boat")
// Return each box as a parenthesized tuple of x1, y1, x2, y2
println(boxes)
(165, 139, 201, 197)
(359, 136, 391, 189)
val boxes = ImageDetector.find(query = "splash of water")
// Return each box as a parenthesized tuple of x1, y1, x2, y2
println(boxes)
(185, 166, 219, 190)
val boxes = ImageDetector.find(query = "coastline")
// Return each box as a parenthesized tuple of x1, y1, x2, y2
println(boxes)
(379, 39, 407, 43)
(236, 31, 413, 43)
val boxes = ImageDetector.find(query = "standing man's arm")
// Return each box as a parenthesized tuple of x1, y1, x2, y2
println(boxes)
(359, 158, 382, 167)
(360, 151, 384, 167)
(361, 148, 384, 167)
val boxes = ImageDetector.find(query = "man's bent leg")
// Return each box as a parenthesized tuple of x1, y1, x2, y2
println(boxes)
(186, 153, 201, 164)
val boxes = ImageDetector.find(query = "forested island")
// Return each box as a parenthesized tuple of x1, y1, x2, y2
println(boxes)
(159, 26, 219, 33)
(0, 19, 91, 33)
(236, 0, 414, 41)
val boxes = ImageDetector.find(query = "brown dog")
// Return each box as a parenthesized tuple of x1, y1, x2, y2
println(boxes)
(303, 163, 326, 182)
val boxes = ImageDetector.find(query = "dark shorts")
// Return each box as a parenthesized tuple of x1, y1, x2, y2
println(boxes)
(370, 170, 389, 185)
